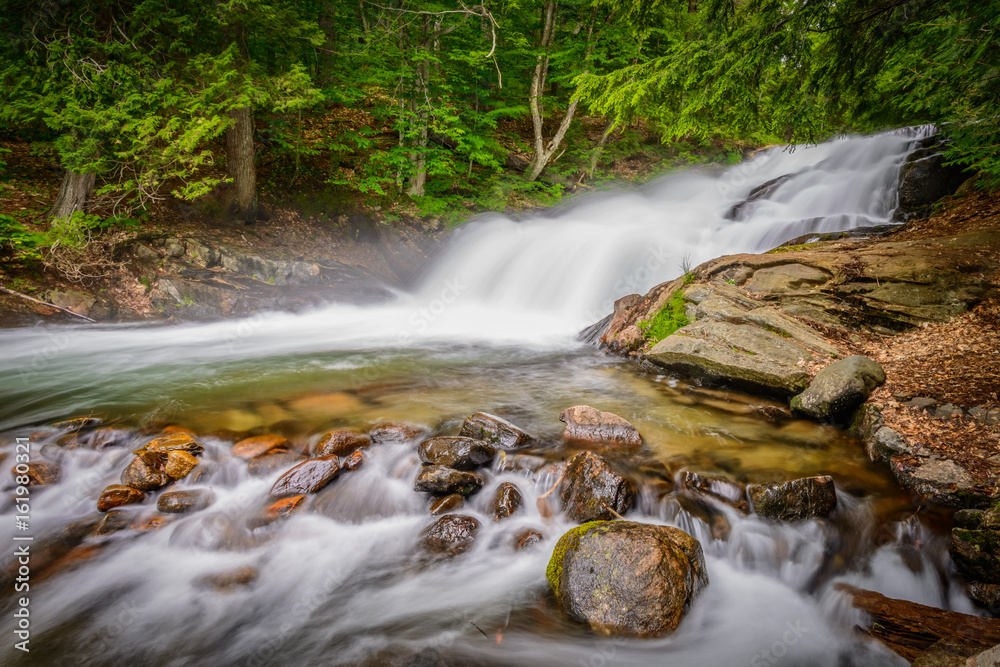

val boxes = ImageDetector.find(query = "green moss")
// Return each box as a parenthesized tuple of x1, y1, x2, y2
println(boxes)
(765, 242, 818, 255)
(546, 522, 610, 599)
(638, 289, 690, 344)
(761, 324, 792, 338)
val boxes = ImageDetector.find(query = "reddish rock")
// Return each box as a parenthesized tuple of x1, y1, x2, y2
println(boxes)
(270, 454, 342, 496)
(429, 493, 464, 515)
(162, 425, 197, 435)
(129, 512, 178, 532)
(157, 488, 215, 513)
(93, 510, 133, 536)
(52, 416, 103, 432)
(97, 484, 146, 512)
(232, 434, 289, 459)
(165, 450, 199, 479)
(314, 431, 370, 457)
(263, 495, 307, 521)
(559, 405, 642, 448)
(420, 514, 481, 556)
(196, 566, 258, 592)
(120, 456, 170, 491)
(13, 461, 62, 486)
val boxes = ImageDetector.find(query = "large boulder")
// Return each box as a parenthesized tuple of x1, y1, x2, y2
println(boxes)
(546, 521, 708, 637)
(896, 140, 973, 220)
(559, 451, 637, 523)
(459, 412, 535, 449)
(951, 508, 1000, 585)
(559, 406, 642, 448)
(417, 437, 495, 470)
(414, 466, 485, 496)
(747, 475, 838, 521)
(791, 355, 885, 420)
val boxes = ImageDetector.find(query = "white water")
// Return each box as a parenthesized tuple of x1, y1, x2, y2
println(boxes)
(2, 127, 973, 667)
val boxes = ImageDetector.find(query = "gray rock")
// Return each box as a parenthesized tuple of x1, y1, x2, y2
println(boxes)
(744, 263, 831, 295)
(904, 397, 938, 412)
(896, 143, 972, 219)
(969, 406, 989, 423)
(867, 426, 912, 463)
(164, 238, 186, 258)
(694, 296, 748, 323)
(988, 408, 1000, 426)
(790, 355, 886, 420)
(136, 244, 158, 260)
(185, 239, 221, 267)
(889, 456, 997, 508)
(420, 514, 480, 556)
(934, 403, 964, 420)
(747, 475, 837, 521)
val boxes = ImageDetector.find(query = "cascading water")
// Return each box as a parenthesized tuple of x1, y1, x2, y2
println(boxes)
(0, 127, 962, 667)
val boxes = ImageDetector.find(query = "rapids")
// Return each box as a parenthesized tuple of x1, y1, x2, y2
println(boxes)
(0, 126, 967, 666)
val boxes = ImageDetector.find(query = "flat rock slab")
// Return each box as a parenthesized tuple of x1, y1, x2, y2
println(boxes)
(559, 405, 642, 448)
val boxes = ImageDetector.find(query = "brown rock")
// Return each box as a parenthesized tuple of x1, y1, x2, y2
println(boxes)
(144, 432, 204, 455)
(420, 514, 481, 556)
(559, 405, 642, 448)
(429, 493, 464, 515)
(314, 431, 370, 457)
(514, 528, 544, 550)
(157, 488, 215, 513)
(680, 471, 748, 512)
(747, 475, 838, 521)
(369, 422, 428, 444)
(162, 425, 197, 435)
(492, 482, 523, 521)
(270, 454, 342, 496)
(459, 412, 535, 450)
(196, 566, 258, 592)
(13, 461, 62, 486)
(82, 427, 133, 450)
(559, 451, 637, 523)
(129, 512, 178, 532)
(263, 495, 307, 521)
(417, 437, 496, 470)
(93, 510, 133, 536)
(97, 485, 145, 512)
(232, 434, 289, 459)
(120, 456, 170, 491)
(414, 466, 485, 496)
(164, 451, 200, 479)
(52, 416, 103, 432)
(342, 450, 365, 472)
(247, 451, 307, 477)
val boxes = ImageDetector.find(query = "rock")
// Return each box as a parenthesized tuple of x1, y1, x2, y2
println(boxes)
(680, 471, 747, 511)
(866, 426, 913, 463)
(97, 485, 146, 512)
(270, 455, 342, 496)
(157, 488, 215, 513)
(164, 238, 186, 258)
(196, 566, 258, 592)
(744, 263, 831, 295)
(458, 412, 535, 449)
(429, 493, 464, 515)
(369, 422, 428, 444)
(934, 403, 964, 420)
(45, 289, 98, 318)
(420, 514, 481, 556)
(130, 512, 179, 532)
(559, 451, 637, 523)
(263, 495, 307, 521)
(747, 475, 837, 521)
(725, 174, 794, 221)
(13, 461, 62, 486)
(546, 521, 708, 637)
(903, 397, 937, 412)
(790, 355, 886, 420)
(417, 437, 496, 470)
(120, 457, 170, 491)
(342, 450, 365, 472)
(93, 510, 133, 536)
(495, 452, 547, 473)
(896, 143, 972, 218)
(81, 427, 133, 450)
(144, 432, 204, 455)
(413, 466, 484, 496)
(558, 406, 642, 448)
(513, 529, 544, 550)
(890, 456, 996, 508)
(164, 451, 199, 479)
(491, 482, 523, 521)
(232, 434, 289, 459)
(314, 431, 370, 457)
(968, 582, 1000, 609)
(248, 451, 307, 476)
(969, 406, 989, 423)
(185, 239, 221, 267)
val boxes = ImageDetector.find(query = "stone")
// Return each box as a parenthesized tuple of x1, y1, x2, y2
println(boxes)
(546, 521, 708, 637)
(413, 466, 484, 496)
(314, 431, 370, 457)
(513, 529, 544, 550)
(369, 422, 429, 444)
(969, 406, 990, 423)
(144, 432, 204, 455)
(429, 493, 464, 515)
(952, 527, 1000, 585)
(559, 406, 643, 448)
(93, 510, 133, 536)
(248, 451, 307, 477)
(790, 355, 886, 421)
(97, 485, 145, 512)
(458, 412, 535, 449)
(271, 455, 342, 496)
(13, 461, 62, 486)
(263, 495, 307, 521)
(559, 451, 637, 523)
(747, 475, 837, 521)
(491, 482, 523, 521)
(417, 437, 496, 470)
(120, 456, 170, 491)
(232, 434, 289, 459)
(164, 451, 199, 479)
(196, 566, 258, 592)
(694, 296, 749, 323)
(896, 144, 972, 217)
(164, 238, 186, 257)
(82, 427, 133, 450)
(680, 471, 747, 511)
(420, 514, 481, 556)
(185, 239, 221, 267)
(744, 263, 831, 295)
(903, 397, 938, 412)
(495, 452, 547, 473)
(889, 456, 995, 507)
(968, 582, 1000, 610)
(866, 426, 912, 463)
(934, 404, 964, 420)
(342, 450, 365, 472)
(157, 488, 215, 513)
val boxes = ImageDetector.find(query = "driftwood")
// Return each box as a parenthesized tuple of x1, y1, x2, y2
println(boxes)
(0, 285, 96, 322)
(835, 583, 1000, 662)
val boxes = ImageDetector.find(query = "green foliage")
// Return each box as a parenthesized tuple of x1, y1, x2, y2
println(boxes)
(0, 213, 45, 260)
(638, 288, 690, 344)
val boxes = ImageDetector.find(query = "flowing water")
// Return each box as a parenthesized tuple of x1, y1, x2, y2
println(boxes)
(0, 127, 969, 666)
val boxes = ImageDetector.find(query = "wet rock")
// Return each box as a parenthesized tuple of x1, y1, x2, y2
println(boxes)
(93, 510, 133, 536)
(158, 488, 215, 513)
(546, 521, 708, 637)
(680, 471, 747, 511)
(513, 528, 544, 550)
(417, 437, 495, 470)
(97, 485, 146, 512)
(263, 495, 307, 521)
(196, 566, 258, 592)
(82, 427, 133, 450)
(559, 406, 642, 448)
(968, 582, 1000, 609)
(495, 452, 547, 473)
(890, 456, 997, 508)
(791, 356, 886, 421)
(866, 426, 913, 464)
(747, 475, 837, 521)
(165, 450, 200, 479)
(491, 482, 523, 521)
(414, 466, 484, 496)
(248, 451, 307, 477)
(429, 493, 464, 515)
(232, 434, 289, 459)
(369, 422, 429, 444)
(725, 173, 794, 221)
(270, 454, 342, 496)
(144, 432, 205, 456)
(559, 451, 637, 523)
(315, 431, 370, 457)
(130, 512, 179, 532)
(13, 461, 62, 486)
(896, 141, 973, 219)
(120, 457, 170, 491)
(342, 450, 365, 472)
(52, 416, 104, 433)
(459, 412, 535, 450)
(951, 527, 1000, 585)
(420, 514, 481, 556)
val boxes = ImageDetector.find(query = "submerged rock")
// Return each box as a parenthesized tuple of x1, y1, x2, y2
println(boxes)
(680, 471, 747, 512)
(791, 355, 885, 420)
(546, 521, 708, 637)
(14, 461, 62, 487)
(559, 451, 637, 523)
(232, 434, 290, 459)
(248, 451, 307, 477)
(459, 412, 535, 450)
(747, 475, 837, 521)
(158, 488, 215, 514)
(559, 405, 642, 448)
(315, 431, 370, 457)
(270, 454, 342, 496)
(263, 495, 307, 522)
(414, 466, 484, 496)
(513, 528, 544, 550)
(491, 482, 523, 521)
(417, 437, 495, 470)
(121, 457, 170, 491)
(144, 432, 205, 455)
(97, 485, 146, 512)
(420, 514, 481, 556)
(369, 422, 429, 444)
(429, 493, 464, 515)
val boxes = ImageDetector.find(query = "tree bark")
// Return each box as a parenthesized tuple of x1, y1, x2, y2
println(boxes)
(226, 105, 259, 223)
(50, 170, 95, 220)
(405, 16, 432, 197)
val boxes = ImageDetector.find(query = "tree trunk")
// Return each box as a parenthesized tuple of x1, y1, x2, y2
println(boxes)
(50, 170, 95, 220)
(226, 105, 259, 223)
(406, 17, 431, 197)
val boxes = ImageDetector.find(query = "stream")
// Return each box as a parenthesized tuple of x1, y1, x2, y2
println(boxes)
(0, 127, 971, 666)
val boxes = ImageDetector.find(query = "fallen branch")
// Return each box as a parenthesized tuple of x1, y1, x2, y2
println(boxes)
(0, 285, 97, 323)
